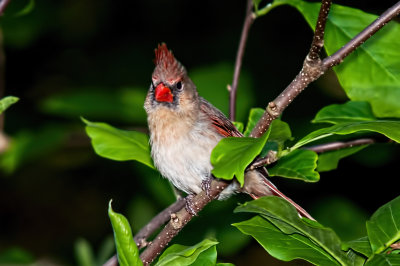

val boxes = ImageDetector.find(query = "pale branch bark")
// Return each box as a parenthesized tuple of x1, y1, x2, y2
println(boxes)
(229, 0, 255, 121)
(0, 0, 11, 15)
(133, 2, 400, 265)
(139, 179, 229, 266)
(250, 1, 400, 138)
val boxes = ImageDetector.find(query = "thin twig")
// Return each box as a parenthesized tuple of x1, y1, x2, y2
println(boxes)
(304, 138, 376, 153)
(250, 1, 400, 138)
(0, 0, 11, 15)
(308, 0, 332, 61)
(229, 0, 255, 121)
(134, 198, 186, 248)
(249, 138, 376, 170)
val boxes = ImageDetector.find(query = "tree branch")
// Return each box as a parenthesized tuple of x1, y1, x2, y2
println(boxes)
(139, 179, 229, 265)
(304, 138, 376, 153)
(323, 1, 400, 68)
(250, 1, 400, 138)
(229, 0, 255, 121)
(134, 198, 186, 249)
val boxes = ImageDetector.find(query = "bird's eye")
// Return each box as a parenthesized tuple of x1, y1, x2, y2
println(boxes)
(176, 81, 182, 90)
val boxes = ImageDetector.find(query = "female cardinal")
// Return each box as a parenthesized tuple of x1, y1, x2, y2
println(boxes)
(144, 43, 313, 220)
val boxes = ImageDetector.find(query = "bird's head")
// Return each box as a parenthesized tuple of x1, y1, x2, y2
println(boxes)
(145, 43, 198, 114)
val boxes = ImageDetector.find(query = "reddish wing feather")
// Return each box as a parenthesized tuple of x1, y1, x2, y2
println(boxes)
(199, 98, 243, 138)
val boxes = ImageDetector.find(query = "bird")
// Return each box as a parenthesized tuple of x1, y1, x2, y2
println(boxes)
(144, 43, 313, 220)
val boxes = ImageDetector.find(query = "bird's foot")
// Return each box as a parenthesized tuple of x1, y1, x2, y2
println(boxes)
(185, 194, 198, 216)
(201, 177, 212, 197)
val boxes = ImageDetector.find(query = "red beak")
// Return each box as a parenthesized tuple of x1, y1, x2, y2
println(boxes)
(155, 83, 173, 103)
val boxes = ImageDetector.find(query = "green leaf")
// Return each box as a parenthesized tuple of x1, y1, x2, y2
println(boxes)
(0, 96, 19, 114)
(41, 88, 147, 123)
(343, 236, 372, 258)
(366, 196, 400, 254)
(292, 120, 400, 150)
(74, 238, 95, 266)
(317, 145, 368, 172)
(279, 0, 400, 118)
(83, 118, 154, 169)
(234, 216, 340, 265)
(108, 200, 142, 266)
(155, 239, 218, 266)
(234, 197, 361, 265)
(313, 101, 376, 124)
(268, 149, 319, 182)
(211, 128, 271, 186)
(365, 254, 400, 266)
(261, 119, 292, 157)
(243, 108, 264, 137)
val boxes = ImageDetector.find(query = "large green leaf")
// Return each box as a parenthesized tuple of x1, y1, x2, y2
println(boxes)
(291, 120, 400, 150)
(211, 128, 271, 186)
(108, 201, 142, 266)
(234, 216, 339, 265)
(83, 118, 154, 169)
(365, 254, 400, 266)
(313, 101, 376, 124)
(0, 96, 19, 114)
(234, 197, 362, 265)
(268, 149, 319, 182)
(155, 239, 218, 266)
(343, 236, 372, 258)
(277, 0, 400, 118)
(366, 196, 400, 254)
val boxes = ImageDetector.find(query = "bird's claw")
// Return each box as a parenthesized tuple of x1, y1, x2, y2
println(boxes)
(201, 177, 212, 197)
(185, 195, 198, 216)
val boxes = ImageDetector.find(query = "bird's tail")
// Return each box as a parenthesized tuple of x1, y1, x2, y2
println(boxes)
(242, 168, 315, 221)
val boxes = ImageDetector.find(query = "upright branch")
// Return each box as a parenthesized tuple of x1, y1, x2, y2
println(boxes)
(229, 0, 255, 121)
(250, 0, 333, 137)
(250, 0, 400, 138)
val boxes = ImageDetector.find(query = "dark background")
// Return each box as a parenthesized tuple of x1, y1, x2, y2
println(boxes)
(0, 0, 399, 265)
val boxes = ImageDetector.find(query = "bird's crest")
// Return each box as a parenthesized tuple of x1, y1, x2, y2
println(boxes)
(153, 43, 185, 80)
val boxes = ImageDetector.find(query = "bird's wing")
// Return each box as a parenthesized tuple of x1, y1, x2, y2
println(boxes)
(199, 97, 243, 138)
